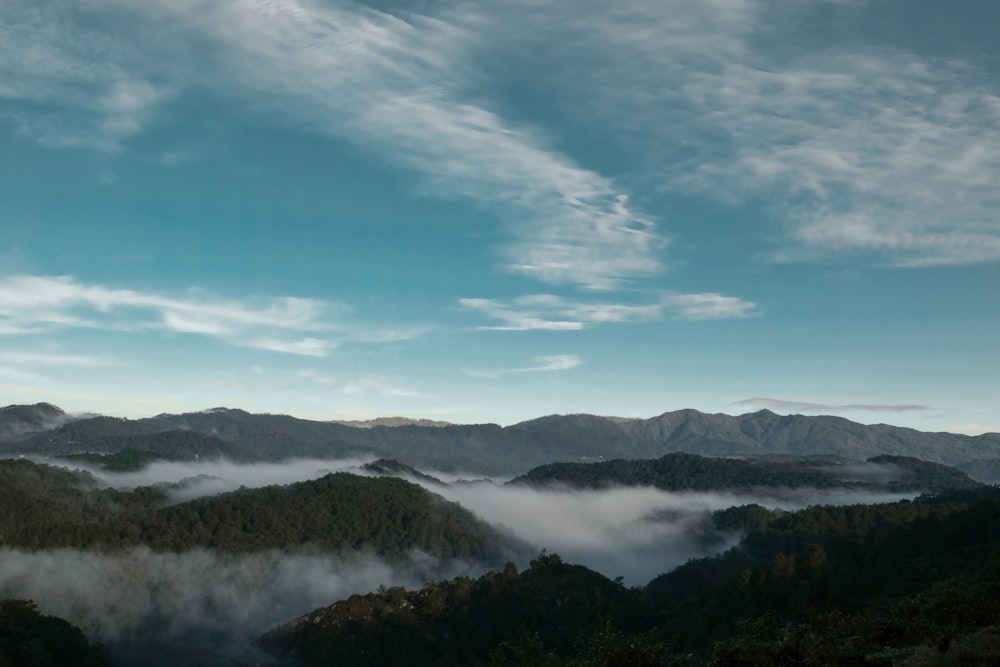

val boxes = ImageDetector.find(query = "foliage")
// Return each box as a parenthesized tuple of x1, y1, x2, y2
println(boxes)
(0, 460, 520, 559)
(509, 452, 980, 493)
(259, 554, 646, 667)
(257, 487, 1000, 666)
(0, 599, 110, 667)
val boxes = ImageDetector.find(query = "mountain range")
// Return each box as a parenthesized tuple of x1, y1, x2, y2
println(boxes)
(0, 403, 1000, 482)
(3, 402, 1000, 480)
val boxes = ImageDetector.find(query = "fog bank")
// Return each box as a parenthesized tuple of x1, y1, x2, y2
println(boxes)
(0, 546, 484, 662)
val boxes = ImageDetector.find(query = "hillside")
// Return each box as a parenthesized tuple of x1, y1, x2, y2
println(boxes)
(510, 452, 982, 493)
(3, 403, 1000, 478)
(256, 487, 1000, 666)
(0, 402, 76, 441)
(0, 599, 110, 667)
(257, 553, 644, 667)
(0, 459, 524, 560)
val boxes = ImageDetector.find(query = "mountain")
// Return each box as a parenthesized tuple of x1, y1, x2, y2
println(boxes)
(3, 403, 1000, 478)
(0, 402, 76, 442)
(256, 487, 1000, 666)
(257, 553, 644, 667)
(0, 459, 525, 560)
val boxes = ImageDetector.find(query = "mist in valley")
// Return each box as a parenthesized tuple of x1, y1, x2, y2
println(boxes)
(4, 456, 921, 663)
(0, 546, 482, 664)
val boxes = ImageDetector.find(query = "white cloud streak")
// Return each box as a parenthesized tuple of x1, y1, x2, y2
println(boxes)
(460, 291, 757, 330)
(463, 354, 581, 379)
(0, 274, 338, 356)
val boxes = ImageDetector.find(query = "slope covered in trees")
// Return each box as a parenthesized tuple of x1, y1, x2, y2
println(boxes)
(257, 553, 647, 667)
(258, 487, 1000, 666)
(0, 459, 522, 560)
(510, 452, 981, 493)
(0, 599, 110, 667)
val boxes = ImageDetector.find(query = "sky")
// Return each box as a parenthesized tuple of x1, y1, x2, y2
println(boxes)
(1, 0, 998, 433)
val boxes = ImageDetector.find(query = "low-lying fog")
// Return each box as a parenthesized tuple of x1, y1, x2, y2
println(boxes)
(5, 456, 917, 662)
(0, 546, 479, 663)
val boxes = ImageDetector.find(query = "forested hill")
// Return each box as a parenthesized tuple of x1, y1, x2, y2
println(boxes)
(510, 452, 982, 493)
(257, 553, 645, 667)
(0, 459, 524, 560)
(0, 402, 72, 440)
(4, 403, 1000, 478)
(257, 487, 1000, 666)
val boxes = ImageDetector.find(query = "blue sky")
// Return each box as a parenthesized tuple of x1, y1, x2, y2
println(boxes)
(1, 0, 998, 433)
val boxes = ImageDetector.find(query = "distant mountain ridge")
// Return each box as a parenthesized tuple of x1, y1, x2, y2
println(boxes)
(0, 402, 75, 441)
(2, 403, 1000, 478)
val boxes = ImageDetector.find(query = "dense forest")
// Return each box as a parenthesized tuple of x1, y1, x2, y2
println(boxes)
(259, 486, 1000, 666)
(0, 459, 522, 560)
(0, 599, 110, 667)
(510, 452, 981, 493)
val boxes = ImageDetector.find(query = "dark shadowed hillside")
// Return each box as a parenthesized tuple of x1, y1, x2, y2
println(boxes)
(0, 599, 111, 667)
(0, 459, 525, 560)
(509, 452, 982, 493)
(257, 552, 645, 667)
(257, 487, 1000, 666)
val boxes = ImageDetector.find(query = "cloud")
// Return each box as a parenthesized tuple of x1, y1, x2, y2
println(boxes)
(8, 0, 994, 282)
(464, 354, 581, 379)
(246, 337, 335, 357)
(735, 397, 929, 413)
(0, 351, 110, 367)
(675, 53, 1000, 266)
(660, 292, 760, 320)
(342, 377, 422, 398)
(427, 479, 917, 586)
(0, 546, 484, 659)
(0, 2, 172, 151)
(466, 0, 1000, 268)
(458, 297, 585, 331)
(460, 291, 757, 330)
(1, 0, 667, 290)
(0, 274, 338, 356)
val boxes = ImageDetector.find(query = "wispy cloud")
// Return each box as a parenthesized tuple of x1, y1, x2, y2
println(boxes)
(0, 351, 110, 367)
(342, 377, 421, 398)
(676, 54, 1000, 266)
(0, 2, 172, 151)
(460, 291, 757, 330)
(0, 274, 338, 356)
(1, 0, 666, 289)
(463, 354, 581, 379)
(8, 0, 994, 282)
(471, 0, 1000, 268)
(735, 397, 929, 413)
